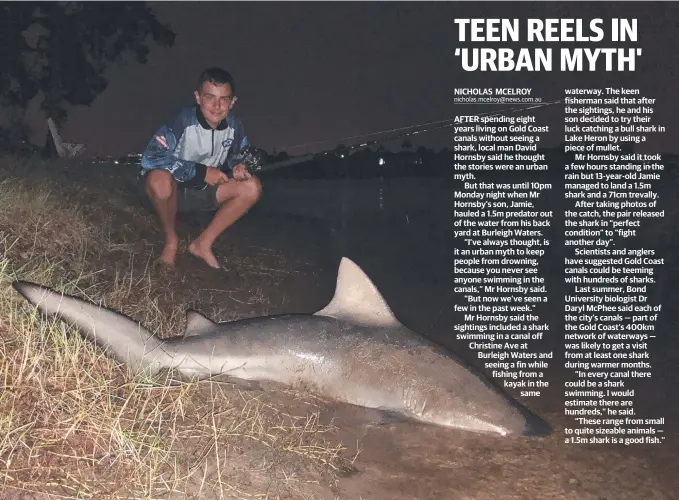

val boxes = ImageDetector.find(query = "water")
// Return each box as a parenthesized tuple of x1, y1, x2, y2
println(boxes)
(227, 175, 453, 345)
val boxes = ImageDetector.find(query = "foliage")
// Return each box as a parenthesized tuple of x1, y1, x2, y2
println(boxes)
(0, 2, 174, 126)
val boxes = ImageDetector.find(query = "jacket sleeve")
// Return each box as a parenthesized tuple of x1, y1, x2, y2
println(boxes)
(225, 118, 250, 170)
(141, 117, 207, 187)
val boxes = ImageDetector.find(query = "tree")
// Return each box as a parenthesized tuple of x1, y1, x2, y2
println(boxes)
(0, 2, 174, 128)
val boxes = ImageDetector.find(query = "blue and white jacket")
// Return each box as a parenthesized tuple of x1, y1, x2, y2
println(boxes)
(140, 106, 249, 187)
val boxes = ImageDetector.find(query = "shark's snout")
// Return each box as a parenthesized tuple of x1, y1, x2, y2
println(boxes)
(521, 411, 553, 437)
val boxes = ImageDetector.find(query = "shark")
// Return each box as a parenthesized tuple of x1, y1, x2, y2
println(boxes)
(12, 257, 551, 437)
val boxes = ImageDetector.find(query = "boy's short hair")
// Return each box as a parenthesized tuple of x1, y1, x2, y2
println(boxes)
(198, 67, 235, 94)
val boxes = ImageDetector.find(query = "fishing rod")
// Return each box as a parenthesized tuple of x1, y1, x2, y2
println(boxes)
(241, 98, 563, 174)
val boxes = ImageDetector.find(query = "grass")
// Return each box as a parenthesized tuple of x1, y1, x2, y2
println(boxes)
(0, 155, 354, 499)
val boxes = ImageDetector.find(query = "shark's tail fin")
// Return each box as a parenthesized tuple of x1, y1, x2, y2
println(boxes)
(12, 281, 168, 377)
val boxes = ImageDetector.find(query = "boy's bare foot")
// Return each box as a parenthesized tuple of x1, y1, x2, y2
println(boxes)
(188, 239, 221, 269)
(158, 235, 179, 267)
(159, 244, 178, 267)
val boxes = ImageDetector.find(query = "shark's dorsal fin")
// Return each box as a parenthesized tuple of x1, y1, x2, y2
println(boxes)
(185, 310, 216, 337)
(314, 257, 401, 327)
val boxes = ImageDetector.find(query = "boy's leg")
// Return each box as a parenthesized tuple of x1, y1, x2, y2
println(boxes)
(145, 170, 179, 266)
(188, 176, 262, 268)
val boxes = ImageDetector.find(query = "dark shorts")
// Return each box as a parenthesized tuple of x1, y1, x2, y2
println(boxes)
(138, 174, 219, 213)
(176, 184, 219, 213)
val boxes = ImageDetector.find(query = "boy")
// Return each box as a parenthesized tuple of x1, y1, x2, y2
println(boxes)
(141, 67, 262, 269)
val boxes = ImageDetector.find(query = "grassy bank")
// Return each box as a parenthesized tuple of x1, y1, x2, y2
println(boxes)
(0, 156, 353, 499)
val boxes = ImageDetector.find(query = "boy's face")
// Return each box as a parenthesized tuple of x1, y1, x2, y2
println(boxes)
(194, 81, 236, 128)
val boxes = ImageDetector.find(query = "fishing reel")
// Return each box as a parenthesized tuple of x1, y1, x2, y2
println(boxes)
(237, 145, 265, 174)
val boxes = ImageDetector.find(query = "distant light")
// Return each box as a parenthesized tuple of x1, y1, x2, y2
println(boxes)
(378, 158, 385, 165)
(340, 154, 344, 158)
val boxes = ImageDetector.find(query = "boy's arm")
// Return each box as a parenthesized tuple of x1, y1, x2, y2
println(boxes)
(141, 115, 208, 188)
(224, 118, 250, 170)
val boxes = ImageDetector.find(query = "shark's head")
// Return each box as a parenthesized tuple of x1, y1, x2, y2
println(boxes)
(410, 396, 552, 437)
(517, 409, 553, 436)
(397, 353, 553, 438)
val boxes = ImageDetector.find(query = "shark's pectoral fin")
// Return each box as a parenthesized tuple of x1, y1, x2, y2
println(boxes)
(372, 409, 413, 426)
(184, 310, 217, 337)
(314, 257, 402, 327)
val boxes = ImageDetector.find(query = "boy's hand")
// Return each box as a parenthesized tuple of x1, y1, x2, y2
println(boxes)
(232, 163, 252, 181)
(205, 166, 229, 185)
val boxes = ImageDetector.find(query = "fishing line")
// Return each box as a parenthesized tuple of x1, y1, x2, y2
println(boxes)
(279, 98, 563, 154)
(247, 97, 564, 173)
(281, 117, 457, 152)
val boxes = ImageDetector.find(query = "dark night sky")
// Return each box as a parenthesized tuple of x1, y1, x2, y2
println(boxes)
(22, 2, 679, 157)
